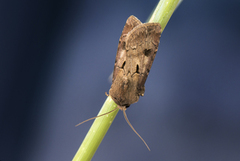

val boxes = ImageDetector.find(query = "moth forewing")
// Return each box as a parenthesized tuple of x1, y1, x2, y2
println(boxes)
(110, 19, 161, 107)
(112, 16, 142, 83)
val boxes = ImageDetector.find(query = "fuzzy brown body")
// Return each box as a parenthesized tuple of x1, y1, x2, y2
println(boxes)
(109, 15, 161, 107)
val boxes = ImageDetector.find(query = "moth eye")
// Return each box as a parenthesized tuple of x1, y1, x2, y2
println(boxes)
(122, 61, 126, 68)
(136, 64, 140, 73)
(144, 49, 152, 56)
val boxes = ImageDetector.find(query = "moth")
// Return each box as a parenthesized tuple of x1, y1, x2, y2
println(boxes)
(109, 15, 161, 107)
(77, 15, 161, 151)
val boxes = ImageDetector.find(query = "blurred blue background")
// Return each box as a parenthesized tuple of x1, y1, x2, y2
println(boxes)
(1, 0, 240, 160)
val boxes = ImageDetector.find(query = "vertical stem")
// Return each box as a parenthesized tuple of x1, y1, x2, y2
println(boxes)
(73, 0, 181, 160)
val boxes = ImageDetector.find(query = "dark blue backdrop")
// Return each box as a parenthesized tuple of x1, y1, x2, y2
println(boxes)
(1, 0, 240, 160)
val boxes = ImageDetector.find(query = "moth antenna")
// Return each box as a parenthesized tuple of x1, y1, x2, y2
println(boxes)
(75, 107, 118, 127)
(122, 108, 151, 151)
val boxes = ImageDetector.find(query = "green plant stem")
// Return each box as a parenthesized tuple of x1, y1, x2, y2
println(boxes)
(149, 0, 182, 31)
(73, 0, 181, 160)
(73, 96, 118, 161)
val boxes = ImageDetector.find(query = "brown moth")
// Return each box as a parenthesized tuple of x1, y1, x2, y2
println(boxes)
(109, 15, 161, 107)
(76, 15, 161, 151)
